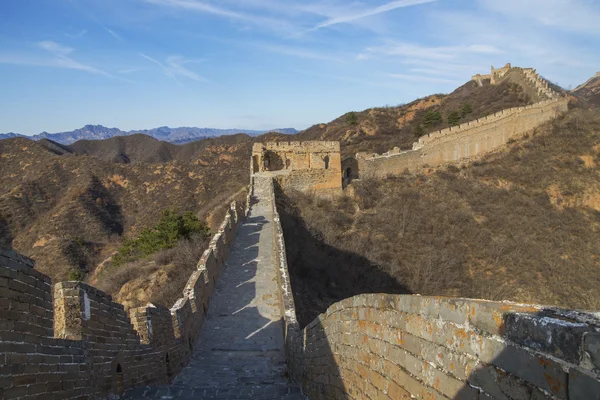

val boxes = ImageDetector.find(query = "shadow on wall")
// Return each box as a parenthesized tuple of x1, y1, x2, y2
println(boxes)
(274, 185, 411, 327)
(341, 158, 359, 188)
(298, 294, 600, 400)
(0, 215, 12, 249)
(264, 150, 285, 172)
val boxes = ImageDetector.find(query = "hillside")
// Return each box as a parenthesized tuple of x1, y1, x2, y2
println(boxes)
(0, 68, 565, 314)
(0, 135, 251, 306)
(572, 72, 600, 107)
(296, 79, 532, 157)
(0, 124, 298, 145)
(279, 107, 600, 326)
(69, 133, 255, 164)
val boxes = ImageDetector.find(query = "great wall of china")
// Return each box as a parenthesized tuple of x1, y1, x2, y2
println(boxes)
(351, 65, 569, 179)
(1, 65, 600, 399)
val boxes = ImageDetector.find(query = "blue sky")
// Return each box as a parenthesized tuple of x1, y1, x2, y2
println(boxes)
(1, 0, 599, 135)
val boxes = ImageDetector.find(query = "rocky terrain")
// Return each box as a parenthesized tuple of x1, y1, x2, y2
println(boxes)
(571, 72, 600, 107)
(281, 107, 600, 326)
(0, 134, 252, 307)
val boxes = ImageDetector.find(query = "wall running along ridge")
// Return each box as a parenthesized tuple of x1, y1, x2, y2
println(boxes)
(355, 66, 568, 179)
(0, 199, 246, 399)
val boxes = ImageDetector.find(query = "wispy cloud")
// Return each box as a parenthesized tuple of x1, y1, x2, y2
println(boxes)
(65, 29, 87, 39)
(388, 73, 462, 84)
(479, 0, 600, 35)
(103, 26, 123, 41)
(29, 40, 114, 77)
(143, 0, 294, 34)
(366, 42, 501, 61)
(257, 43, 344, 63)
(144, 0, 242, 18)
(140, 53, 207, 84)
(0, 47, 112, 78)
(166, 56, 206, 81)
(118, 67, 146, 74)
(308, 0, 438, 32)
(38, 41, 75, 57)
(89, 15, 124, 41)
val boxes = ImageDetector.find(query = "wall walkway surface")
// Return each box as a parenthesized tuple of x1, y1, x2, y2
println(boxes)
(0, 199, 246, 399)
(121, 175, 304, 399)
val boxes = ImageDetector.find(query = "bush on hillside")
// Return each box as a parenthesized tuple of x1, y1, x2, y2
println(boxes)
(346, 112, 358, 126)
(423, 110, 442, 127)
(112, 210, 210, 266)
(462, 103, 473, 117)
(448, 111, 462, 127)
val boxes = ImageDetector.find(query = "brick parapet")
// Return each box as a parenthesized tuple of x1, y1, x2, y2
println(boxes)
(265, 177, 304, 383)
(293, 294, 600, 399)
(0, 197, 249, 399)
(357, 66, 568, 178)
(252, 141, 340, 154)
(356, 98, 568, 177)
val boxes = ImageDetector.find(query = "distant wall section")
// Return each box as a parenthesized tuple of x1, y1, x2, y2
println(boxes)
(357, 64, 569, 179)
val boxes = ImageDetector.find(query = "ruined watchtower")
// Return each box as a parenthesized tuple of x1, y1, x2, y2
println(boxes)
(252, 141, 342, 193)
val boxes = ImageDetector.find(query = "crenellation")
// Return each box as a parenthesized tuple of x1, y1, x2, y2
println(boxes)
(253, 140, 343, 192)
(0, 198, 248, 399)
(357, 91, 568, 177)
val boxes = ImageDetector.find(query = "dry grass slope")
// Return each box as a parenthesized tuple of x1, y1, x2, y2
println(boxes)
(282, 108, 600, 326)
(0, 135, 250, 308)
(297, 80, 532, 157)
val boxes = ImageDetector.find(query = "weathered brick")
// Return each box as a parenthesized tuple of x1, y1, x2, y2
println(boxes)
(568, 368, 600, 400)
(504, 312, 590, 364)
(582, 332, 600, 372)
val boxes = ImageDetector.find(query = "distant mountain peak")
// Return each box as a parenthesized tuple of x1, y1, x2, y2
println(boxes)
(0, 125, 298, 145)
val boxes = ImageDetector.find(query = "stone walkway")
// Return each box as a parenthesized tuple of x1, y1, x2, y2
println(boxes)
(122, 176, 304, 399)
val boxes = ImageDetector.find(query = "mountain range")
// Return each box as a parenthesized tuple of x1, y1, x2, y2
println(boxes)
(0, 125, 298, 145)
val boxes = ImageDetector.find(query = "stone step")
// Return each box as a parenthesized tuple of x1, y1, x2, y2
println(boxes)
(121, 384, 305, 399)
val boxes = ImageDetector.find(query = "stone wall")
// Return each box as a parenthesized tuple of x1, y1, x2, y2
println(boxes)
(354, 65, 566, 179)
(252, 141, 341, 173)
(287, 293, 600, 400)
(253, 141, 343, 193)
(267, 177, 303, 383)
(357, 89, 568, 178)
(0, 199, 247, 399)
(266, 175, 600, 399)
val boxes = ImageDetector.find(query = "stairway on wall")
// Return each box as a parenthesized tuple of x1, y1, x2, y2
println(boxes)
(122, 176, 304, 399)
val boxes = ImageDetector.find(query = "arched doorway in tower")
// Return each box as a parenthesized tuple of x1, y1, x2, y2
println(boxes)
(263, 150, 284, 171)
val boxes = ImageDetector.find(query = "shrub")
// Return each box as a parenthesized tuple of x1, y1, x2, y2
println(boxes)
(346, 112, 358, 125)
(113, 210, 210, 266)
(448, 111, 461, 127)
(413, 124, 424, 138)
(68, 268, 84, 281)
(462, 103, 473, 117)
(423, 110, 442, 127)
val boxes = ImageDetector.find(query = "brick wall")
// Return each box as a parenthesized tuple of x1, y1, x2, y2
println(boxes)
(288, 294, 600, 400)
(356, 67, 569, 179)
(253, 141, 343, 193)
(268, 178, 303, 383)
(0, 199, 246, 399)
(267, 176, 600, 399)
